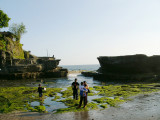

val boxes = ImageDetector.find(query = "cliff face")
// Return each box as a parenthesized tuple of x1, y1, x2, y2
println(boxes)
(94, 54, 160, 82)
(0, 32, 24, 59)
(98, 54, 160, 74)
(0, 32, 68, 79)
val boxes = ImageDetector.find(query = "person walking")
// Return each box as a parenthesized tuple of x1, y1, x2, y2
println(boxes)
(71, 78, 79, 100)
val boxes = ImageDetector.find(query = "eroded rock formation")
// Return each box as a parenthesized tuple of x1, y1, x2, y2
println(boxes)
(0, 32, 68, 79)
(95, 54, 160, 82)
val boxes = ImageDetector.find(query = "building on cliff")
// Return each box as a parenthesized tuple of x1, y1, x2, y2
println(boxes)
(0, 32, 68, 79)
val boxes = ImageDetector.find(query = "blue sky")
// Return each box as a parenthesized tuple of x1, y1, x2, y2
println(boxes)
(1, 0, 160, 65)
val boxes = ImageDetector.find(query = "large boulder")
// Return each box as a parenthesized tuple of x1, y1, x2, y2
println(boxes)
(95, 54, 160, 82)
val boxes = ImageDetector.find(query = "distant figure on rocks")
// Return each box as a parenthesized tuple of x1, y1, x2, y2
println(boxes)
(71, 78, 79, 100)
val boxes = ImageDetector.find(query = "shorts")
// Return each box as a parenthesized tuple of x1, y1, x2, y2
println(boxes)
(39, 93, 42, 97)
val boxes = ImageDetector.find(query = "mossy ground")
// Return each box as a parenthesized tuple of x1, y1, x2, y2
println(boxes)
(0, 83, 159, 114)
(0, 87, 62, 113)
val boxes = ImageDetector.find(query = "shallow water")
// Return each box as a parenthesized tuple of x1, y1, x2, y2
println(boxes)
(34, 73, 103, 112)
(0, 73, 104, 112)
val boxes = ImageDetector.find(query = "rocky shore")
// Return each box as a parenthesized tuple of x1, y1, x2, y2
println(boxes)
(82, 54, 160, 83)
(38, 91, 160, 120)
(0, 32, 68, 79)
(1, 91, 160, 120)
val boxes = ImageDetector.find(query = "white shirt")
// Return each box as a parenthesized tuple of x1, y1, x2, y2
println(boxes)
(79, 85, 84, 91)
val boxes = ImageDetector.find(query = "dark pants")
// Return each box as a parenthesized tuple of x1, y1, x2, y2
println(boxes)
(79, 96, 87, 107)
(73, 89, 78, 100)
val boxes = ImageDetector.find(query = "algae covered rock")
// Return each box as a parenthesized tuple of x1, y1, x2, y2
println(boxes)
(0, 32, 24, 59)
(0, 96, 11, 113)
(34, 105, 46, 112)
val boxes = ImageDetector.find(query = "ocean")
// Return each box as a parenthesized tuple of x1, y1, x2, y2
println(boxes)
(60, 64, 100, 71)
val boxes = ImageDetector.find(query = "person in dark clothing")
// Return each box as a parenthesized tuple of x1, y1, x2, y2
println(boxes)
(71, 78, 79, 100)
(38, 84, 43, 98)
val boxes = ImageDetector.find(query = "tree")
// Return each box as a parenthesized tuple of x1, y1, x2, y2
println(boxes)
(9, 23, 27, 41)
(0, 10, 10, 28)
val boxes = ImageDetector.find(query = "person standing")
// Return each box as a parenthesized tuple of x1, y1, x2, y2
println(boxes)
(71, 78, 79, 100)
(78, 83, 88, 108)
(38, 84, 43, 100)
(84, 81, 89, 104)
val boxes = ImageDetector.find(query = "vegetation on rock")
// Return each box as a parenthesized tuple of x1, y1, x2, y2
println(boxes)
(0, 10, 27, 59)
(0, 33, 25, 59)
(9, 23, 27, 41)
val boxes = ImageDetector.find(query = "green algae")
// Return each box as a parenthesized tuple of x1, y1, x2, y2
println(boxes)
(60, 87, 73, 98)
(54, 83, 160, 113)
(93, 83, 159, 98)
(87, 102, 99, 109)
(0, 87, 38, 113)
(100, 104, 108, 108)
(55, 102, 99, 114)
(88, 92, 95, 96)
(0, 83, 160, 114)
(56, 101, 98, 113)
(43, 88, 62, 97)
(56, 97, 86, 113)
(51, 95, 61, 101)
(34, 105, 46, 112)
(58, 98, 79, 107)
(0, 87, 62, 113)
(93, 97, 124, 107)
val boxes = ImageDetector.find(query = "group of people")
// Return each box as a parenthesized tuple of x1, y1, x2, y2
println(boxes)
(38, 78, 89, 108)
(71, 78, 89, 108)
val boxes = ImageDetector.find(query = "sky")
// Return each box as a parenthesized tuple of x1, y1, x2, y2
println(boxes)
(1, 0, 160, 65)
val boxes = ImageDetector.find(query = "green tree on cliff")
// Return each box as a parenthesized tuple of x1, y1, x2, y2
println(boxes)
(9, 23, 27, 41)
(0, 10, 11, 29)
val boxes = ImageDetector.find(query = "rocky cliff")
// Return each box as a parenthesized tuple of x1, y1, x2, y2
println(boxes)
(0, 32, 68, 79)
(98, 54, 160, 74)
(95, 54, 160, 82)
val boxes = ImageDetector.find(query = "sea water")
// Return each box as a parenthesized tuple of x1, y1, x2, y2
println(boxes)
(60, 64, 100, 71)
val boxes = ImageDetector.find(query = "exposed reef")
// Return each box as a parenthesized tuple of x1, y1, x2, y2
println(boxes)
(98, 54, 160, 74)
(94, 54, 160, 82)
(81, 54, 160, 82)
(0, 32, 68, 79)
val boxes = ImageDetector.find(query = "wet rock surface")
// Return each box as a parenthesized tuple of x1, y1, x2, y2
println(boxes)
(1, 91, 159, 120)
(37, 91, 160, 120)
